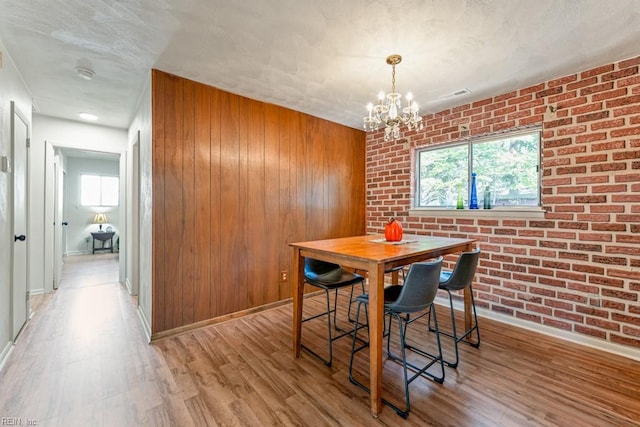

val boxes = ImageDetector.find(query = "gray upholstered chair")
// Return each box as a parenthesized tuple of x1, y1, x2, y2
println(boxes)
(348, 257, 444, 418)
(301, 258, 366, 367)
(431, 248, 481, 368)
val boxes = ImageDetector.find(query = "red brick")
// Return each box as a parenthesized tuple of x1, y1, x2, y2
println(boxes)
(575, 325, 606, 339)
(544, 318, 573, 330)
(607, 95, 640, 110)
(611, 335, 640, 348)
(589, 275, 624, 288)
(575, 132, 608, 144)
(558, 251, 589, 261)
(586, 318, 620, 331)
(576, 175, 609, 184)
(592, 255, 627, 266)
(580, 83, 616, 97)
(555, 310, 584, 322)
(576, 306, 609, 318)
(603, 66, 639, 81)
(572, 264, 605, 275)
(578, 233, 613, 242)
(592, 223, 626, 232)
(516, 312, 541, 323)
(607, 269, 640, 281)
(612, 313, 640, 326)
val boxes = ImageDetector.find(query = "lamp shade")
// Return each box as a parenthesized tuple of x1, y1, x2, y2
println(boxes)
(93, 213, 107, 224)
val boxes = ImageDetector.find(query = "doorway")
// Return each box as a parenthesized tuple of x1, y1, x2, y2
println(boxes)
(44, 146, 125, 291)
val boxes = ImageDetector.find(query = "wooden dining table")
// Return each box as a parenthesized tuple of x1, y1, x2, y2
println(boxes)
(290, 233, 476, 417)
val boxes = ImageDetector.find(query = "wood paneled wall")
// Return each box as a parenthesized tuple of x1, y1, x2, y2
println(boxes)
(151, 70, 366, 334)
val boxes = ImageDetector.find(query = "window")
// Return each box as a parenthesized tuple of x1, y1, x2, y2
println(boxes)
(416, 129, 541, 208)
(80, 174, 119, 206)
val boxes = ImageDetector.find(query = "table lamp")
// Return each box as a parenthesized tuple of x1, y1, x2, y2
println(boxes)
(93, 213, 108, 231)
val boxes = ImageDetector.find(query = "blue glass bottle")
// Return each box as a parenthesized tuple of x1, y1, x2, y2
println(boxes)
(469, 173, 479, 209)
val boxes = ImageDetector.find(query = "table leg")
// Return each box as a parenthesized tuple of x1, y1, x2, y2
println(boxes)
(390, 269, 399, 285)
(368, 262, 385, 416)
(463, 242, 475, 332)
(292, 247, 304, 357)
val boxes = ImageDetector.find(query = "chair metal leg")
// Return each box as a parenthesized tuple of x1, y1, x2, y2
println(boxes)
(302, 283, 367, 367)
(431, 287, 481, 368)
(347, 280, 366, 323)
(351, 303, 444, 419)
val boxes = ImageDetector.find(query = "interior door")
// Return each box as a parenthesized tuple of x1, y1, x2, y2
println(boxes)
(131, 135, 140, 295)
(53, 153, 64, 288)
(11, 101, 29, 340)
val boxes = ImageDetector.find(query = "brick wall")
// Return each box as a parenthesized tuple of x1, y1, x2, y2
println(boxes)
(367, 56, 640, 349)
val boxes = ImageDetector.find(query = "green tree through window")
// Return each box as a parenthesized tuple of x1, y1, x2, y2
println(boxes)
(416, 130, 540, 208)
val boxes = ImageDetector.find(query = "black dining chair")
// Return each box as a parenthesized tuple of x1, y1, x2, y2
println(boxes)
(429, 248, 481, 368)
(348, 258, 445, 418)
(301, 258, 366, 367)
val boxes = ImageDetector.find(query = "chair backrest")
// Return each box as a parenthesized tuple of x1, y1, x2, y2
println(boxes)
(440, 248, 481, 291)
(304, 258, 344, 283)
(385, 257, 442, 314)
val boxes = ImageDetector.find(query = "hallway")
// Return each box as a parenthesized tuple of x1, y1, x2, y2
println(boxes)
(0, 254, 157, 425)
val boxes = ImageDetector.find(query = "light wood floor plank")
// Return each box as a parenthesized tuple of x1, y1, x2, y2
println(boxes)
(1, 253, 639, 426)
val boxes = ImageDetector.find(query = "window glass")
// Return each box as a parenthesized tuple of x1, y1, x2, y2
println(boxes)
(416, 130, 540, 208)
(101, 176, 120, 206)
(80, 174, 119, 206)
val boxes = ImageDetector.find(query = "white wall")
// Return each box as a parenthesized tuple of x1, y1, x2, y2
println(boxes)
(63, 156, 120, 255)
(127, 73, 152, 340)
(31, 115, 127, 293)
(0, 39, 32, 368)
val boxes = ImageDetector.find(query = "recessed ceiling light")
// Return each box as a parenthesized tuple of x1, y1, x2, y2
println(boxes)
(79, 112, 98, 121)
(75, 66, 95, 80)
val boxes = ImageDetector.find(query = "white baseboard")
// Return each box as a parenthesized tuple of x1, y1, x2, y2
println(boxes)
(125, 278, 136, 295)
(137, 305, 151, 343)
(29, 288, 45, 296)
(434, 296, 640, 362)
(0, 341, 14, 373)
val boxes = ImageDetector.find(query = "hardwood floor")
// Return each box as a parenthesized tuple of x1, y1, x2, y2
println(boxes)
(1, 254, 639, 426)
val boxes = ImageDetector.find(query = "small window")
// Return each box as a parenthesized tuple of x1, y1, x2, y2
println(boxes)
(416, 129, 541, 208)
(80, 174, 119, 206)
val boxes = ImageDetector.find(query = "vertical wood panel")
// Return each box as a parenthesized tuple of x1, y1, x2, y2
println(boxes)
(219, 91, 241, 315)
(151, 70, 166, 333)
(194, 82, 211, 322)
(247, 99, 265, 307)
(264, 104, 281, 304)
(182, 79, 196, 325)
(209, 88, 222, 318)
(151, 70, 366, 334)
(164, 74, 184, 329)
(236, 98, 250, 312)
(278, 109, 294, 300)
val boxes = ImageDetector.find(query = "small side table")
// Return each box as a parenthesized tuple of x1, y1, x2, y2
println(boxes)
(91, 231, 115, 254)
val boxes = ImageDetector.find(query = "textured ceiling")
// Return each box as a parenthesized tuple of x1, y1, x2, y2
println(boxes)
(1, 0, 640, 130)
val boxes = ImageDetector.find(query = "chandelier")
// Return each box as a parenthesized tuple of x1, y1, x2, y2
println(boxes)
(363, 54, 423, 141)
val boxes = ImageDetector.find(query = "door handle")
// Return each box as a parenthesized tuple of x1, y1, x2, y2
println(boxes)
(62, 221, 69, 226)
(14, 234, 26, 242)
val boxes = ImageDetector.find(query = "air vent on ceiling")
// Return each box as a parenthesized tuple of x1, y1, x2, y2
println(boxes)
(439, 88, 472, 99)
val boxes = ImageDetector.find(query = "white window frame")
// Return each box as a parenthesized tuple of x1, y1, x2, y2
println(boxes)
(410, 128, 545, 219)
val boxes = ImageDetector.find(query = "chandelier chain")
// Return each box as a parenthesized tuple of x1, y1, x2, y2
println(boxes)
(391, 63, 396, 94)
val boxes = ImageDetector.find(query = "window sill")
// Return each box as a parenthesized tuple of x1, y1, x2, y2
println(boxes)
(408, 207, 546, 219)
